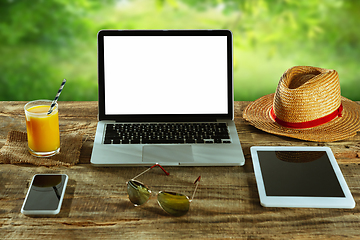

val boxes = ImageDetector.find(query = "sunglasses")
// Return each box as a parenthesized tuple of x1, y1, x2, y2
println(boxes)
(126, 164, 201, 217)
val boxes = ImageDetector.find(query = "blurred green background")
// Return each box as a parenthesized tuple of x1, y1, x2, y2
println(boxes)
(1, 0, 359, 101)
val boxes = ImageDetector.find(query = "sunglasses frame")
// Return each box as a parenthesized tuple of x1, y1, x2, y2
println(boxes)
(126, 164, 201, 216)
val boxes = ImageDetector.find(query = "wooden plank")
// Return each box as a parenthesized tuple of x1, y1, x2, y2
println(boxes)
(1, 101, 360, 164)
(1, 163, 360, 239)
(1, 101, 360, 239)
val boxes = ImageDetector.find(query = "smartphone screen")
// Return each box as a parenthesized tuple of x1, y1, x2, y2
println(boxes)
(21, 174, 68, 215)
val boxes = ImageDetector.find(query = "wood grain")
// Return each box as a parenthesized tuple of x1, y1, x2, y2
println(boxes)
(1, 101, 360, 239)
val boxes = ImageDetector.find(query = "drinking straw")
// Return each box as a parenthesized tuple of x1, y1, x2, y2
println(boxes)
(47, 79, 67, 115)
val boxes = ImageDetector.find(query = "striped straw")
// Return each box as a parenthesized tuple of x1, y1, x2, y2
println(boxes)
(48, 79, 67, 115)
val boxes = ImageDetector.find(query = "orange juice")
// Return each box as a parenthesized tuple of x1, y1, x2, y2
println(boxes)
(25, 100, 60, 157)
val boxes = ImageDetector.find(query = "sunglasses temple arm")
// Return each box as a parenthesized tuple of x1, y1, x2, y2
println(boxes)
(190, 176, 201, 202)
(132, 164, 169, 180)
(154, 164, 170, 176)
(132, 167, 151, 180)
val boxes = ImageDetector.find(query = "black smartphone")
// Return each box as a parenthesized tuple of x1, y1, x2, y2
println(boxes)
(21, 174, 68, 215)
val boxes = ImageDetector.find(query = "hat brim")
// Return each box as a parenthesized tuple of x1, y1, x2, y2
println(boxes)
(243, 93, 360, 142)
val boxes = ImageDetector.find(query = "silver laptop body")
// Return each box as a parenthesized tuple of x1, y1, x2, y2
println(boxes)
(90, 30, 245, 166)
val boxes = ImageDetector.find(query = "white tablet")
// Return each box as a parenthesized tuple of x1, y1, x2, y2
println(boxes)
(250, 146, 355, 208)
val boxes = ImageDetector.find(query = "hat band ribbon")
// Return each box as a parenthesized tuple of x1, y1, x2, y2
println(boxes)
(270, 104, 343, 129)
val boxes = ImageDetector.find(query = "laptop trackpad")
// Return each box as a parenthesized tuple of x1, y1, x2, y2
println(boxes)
(142, 145, 194, 163)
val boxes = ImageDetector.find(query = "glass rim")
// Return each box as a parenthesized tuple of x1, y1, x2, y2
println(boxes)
(127, 179, 150, 189)
(24, 99, 58, 116)
(158, 191, 189, 199)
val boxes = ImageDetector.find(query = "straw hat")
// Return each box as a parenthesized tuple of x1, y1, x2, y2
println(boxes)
(243, 66, 360, 142)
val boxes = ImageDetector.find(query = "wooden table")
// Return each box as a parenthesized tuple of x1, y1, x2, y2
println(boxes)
(1, 101, 360, 239)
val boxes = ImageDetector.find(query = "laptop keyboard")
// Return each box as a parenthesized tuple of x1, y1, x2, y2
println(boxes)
(104, 123, 231, 144)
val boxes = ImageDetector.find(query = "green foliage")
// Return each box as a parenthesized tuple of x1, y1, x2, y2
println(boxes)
(0, 0, 110, 46)
(1, 0, 359, 101)
(0, 0, 114, 101)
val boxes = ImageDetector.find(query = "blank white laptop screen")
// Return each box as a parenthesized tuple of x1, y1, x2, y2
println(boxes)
(103, 36, 228, 115)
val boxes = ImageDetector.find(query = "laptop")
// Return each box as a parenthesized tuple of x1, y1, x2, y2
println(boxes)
(90, 29, 245, 166)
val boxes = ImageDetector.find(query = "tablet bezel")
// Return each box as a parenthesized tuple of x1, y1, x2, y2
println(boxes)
(250, 146, 355, 208)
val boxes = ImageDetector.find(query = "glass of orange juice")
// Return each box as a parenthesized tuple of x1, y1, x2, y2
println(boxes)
(24, 100, 60, 157)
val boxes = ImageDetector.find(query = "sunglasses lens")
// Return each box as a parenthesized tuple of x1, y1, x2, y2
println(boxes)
(157, 191, 190, 217)
(127, 180, 151, 206)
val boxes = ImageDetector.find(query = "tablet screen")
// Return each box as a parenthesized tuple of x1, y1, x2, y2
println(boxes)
(257, 151, 345, 197)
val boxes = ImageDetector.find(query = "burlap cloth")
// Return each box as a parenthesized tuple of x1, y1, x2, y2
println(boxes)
(0, 131, 84, 166)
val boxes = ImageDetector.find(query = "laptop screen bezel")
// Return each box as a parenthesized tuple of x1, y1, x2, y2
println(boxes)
(97, 29, 233, 122)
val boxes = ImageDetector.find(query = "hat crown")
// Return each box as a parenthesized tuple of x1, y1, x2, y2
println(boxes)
(273, 66, 341, 123)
